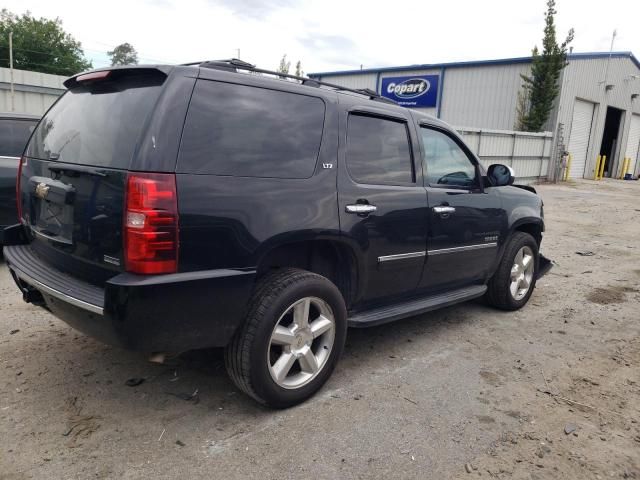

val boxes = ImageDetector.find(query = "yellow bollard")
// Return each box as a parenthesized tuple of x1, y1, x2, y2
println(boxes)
(594, 155, 602, 180)
(599, 155, 607, 179)
(621, 157, 630, 179)
(564, 154, 572, 181)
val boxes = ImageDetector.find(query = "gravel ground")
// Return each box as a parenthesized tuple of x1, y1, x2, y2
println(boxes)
(1, 179, 639, 480)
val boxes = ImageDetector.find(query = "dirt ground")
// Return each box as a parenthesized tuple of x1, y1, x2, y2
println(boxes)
(1, 179, 639, 480)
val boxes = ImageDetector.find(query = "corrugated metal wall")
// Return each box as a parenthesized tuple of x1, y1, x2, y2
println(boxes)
(315, 72, 377, 91)
(554, 57, 640, 178)
(315, 55, 640, 178)
(317, 63, 532, 130)
(626, 114, 640, 176)
(457, 127, 552, 183)
(441, 64, 530, 129)
(0, 67, 66, 115)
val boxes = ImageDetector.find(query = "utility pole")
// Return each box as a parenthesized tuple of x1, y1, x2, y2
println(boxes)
(9, 31, 15, 112)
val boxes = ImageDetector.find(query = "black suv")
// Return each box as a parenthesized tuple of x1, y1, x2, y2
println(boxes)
(3, 61, 551, 407)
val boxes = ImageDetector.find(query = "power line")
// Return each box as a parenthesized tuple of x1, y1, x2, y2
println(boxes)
(1, 41, 178, 65)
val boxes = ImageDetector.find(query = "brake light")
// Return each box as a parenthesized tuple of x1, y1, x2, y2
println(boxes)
(16, 156, 25, 222)
(76, 70, 111, 83)
(124, 172, 179, 274)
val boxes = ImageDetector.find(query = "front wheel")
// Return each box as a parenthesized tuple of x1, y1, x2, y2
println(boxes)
(225, 268, 347, 408)
(486, 232, 538, 310)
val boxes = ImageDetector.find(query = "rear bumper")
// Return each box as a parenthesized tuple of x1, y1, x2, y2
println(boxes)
(3, 243, 256, 352)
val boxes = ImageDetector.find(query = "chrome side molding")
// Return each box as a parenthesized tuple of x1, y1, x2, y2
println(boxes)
(378, 251, 426, 263)
(428, 242, 497, 256)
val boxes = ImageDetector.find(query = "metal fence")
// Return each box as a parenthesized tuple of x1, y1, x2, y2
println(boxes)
(456, 127, 553, 183)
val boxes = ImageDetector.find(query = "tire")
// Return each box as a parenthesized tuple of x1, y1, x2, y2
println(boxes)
(486, 232, 538, 311)
(224, 268, 347, 408)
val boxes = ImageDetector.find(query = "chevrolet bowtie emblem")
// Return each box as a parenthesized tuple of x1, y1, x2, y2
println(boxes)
(35, 182, 50, 199)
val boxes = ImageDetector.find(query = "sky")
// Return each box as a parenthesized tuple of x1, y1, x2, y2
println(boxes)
(4, 0, 640, 74)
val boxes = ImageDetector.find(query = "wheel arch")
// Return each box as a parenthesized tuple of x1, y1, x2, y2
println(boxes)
(255, 236, 361, 308)
(489, 217, 544, 280)
(511, 218, 544, 246)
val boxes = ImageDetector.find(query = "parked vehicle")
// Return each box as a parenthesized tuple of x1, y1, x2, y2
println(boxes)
(0, 112, 39, 245)
(3, 61, 551, 407)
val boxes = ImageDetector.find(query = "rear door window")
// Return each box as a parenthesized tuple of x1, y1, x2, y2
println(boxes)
(0, 119, 37, 157)
(25, 70, 166, 169)
(346, 114, 414, 185)
(178, 80, 325, 178)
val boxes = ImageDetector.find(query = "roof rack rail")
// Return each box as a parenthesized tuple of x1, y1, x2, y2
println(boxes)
(186, 58, 397, 104)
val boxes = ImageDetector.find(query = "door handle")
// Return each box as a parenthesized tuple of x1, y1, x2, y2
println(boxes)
(346, 204, 377, 214)
(433, 205, 456, 214)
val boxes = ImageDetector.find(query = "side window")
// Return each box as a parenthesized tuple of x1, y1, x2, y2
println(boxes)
(178, 80, 325, 178)
(420, 127, 477, 188)
(346, 114, 414, 186)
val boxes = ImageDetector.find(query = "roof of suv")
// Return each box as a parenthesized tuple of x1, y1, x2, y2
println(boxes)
(64, 61, 451, 130)
(66, 60, 401, 107)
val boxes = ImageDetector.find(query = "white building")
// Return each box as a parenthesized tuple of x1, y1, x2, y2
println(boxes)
(0, 67, 66, 116)
(310, 52, 640, 179)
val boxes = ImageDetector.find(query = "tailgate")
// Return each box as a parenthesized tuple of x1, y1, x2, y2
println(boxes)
(18, 68, 168, 285)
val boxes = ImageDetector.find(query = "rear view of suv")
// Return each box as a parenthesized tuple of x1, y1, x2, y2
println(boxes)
(3, 61, 550, 407)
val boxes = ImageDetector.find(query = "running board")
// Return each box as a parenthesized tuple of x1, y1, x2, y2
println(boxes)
(348, 285, 487, 328)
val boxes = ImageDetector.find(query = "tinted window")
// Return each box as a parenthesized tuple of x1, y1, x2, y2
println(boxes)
(421, 128, 477, 187)
(346, 114, 413, 185)
(0, 119, 37, 157)
(26, 70, 166, 169)
(178, 80, 325, 178)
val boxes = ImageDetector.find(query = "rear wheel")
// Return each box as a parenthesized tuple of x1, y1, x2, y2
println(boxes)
(225, 268, 347, 408)
(486, 232, 538, 310)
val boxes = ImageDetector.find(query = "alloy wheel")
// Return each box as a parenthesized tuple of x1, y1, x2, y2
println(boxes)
(267, 297, 335, 389)
(509, 246, 535, 301)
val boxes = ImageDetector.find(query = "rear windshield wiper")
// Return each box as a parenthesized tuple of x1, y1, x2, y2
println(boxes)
(48, 164, 107, 177)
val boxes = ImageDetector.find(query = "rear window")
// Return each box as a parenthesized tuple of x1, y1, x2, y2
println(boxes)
(0, 118, 37, 157)
(346, 114, 414, 185)
(25, 70, 166, 169)
(178, 80, 325, 178)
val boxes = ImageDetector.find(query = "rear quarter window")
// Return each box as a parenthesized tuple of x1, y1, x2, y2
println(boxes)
(177, 80, 325, 178)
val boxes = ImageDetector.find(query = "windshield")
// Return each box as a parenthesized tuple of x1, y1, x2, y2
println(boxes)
(25, 70, 165, 169)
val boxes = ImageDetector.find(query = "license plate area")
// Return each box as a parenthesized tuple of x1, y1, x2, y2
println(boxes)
(28, 176, 76, 245)
(34, 199, 74, 244)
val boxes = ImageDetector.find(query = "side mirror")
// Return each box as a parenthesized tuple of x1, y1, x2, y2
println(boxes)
(487, 164, 515, 187)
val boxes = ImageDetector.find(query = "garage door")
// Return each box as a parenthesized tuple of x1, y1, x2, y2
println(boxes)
(567, 100, 595, 179)
(625, 114, 640, 176)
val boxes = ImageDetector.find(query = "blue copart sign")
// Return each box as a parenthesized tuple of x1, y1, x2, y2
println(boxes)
(380, 75, 439, 107)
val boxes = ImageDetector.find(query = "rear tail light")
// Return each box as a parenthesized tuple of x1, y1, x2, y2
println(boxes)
(124, 172, 179, 274)
(16, 156, 25, 222)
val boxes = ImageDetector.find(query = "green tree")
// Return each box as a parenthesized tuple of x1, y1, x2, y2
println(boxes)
(0, 9, 92, 76)
(295, 60, 303, 77)
(108, 42, 138, 66)
(277, 54, 290, 74)
(516, 0, 574, 132)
